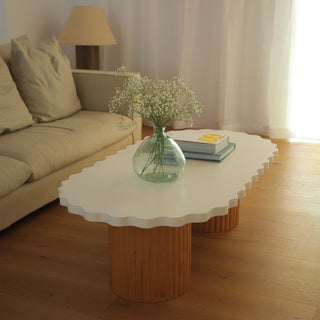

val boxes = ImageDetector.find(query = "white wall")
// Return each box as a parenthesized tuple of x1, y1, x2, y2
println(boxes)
(3, 0, 77, 65)
(5, 0, 65, 46)
(2, 0, 113, 68)
(0, 0, 8, 44)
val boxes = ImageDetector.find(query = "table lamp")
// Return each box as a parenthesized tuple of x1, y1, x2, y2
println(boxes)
(59, 6, 116, 70)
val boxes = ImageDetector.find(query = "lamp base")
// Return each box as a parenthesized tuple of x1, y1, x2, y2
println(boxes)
(75, 45, 100, 70)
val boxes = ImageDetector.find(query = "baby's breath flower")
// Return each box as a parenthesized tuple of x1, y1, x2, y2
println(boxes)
(116, 66, 127, 73)
(108, 67, 202, 128)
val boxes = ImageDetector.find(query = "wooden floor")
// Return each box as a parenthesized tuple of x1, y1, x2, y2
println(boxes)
(0, 133, 319, 320)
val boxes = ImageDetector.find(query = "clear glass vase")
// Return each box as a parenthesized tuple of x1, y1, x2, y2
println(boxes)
(133, 126, 186, 182)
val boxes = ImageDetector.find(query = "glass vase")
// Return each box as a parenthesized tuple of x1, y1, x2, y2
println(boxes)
(133, 126, 186, 182)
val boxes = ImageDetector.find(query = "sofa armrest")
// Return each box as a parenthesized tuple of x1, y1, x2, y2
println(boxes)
(72, 69, 142, 142)
(72, 69, 139, 113)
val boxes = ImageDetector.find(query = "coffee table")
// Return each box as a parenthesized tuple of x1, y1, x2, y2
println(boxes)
(59, 130, 278, 303)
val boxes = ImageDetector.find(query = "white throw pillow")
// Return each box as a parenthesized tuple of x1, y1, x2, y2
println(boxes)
(10, 35, 81, 122)
(0, 56, 33, 134)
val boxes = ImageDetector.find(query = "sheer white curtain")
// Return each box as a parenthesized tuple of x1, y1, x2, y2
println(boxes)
(103, 0, 294, 137)
(288, 0, 320, 140)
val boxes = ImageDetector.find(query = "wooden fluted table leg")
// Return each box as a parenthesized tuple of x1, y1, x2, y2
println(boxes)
(192, 202, 240, 233)
(108, 224, 191, 303)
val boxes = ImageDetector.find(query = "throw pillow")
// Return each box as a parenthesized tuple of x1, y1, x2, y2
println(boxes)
(0, 56, 33, 134)
(10, 35, 81, 122)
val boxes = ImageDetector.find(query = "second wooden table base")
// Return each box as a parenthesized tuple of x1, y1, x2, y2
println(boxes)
(192, 202, 240, 233)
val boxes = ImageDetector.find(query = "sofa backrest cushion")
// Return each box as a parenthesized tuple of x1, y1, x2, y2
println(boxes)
(10, 35, 81, 123)
(0, 56, 33, 135)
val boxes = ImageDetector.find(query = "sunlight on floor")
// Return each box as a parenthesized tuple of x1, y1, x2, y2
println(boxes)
(289, 138, 320, 144)
(289, 0, 320, 140)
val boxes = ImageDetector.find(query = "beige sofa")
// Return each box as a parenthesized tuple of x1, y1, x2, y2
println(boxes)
(0, 37, 141, 231)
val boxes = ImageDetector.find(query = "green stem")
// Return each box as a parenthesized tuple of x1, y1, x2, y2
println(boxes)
(141, 126, 166, 177)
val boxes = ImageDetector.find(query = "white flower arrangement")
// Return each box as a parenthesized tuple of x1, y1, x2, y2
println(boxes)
(108, 67, 202, 128)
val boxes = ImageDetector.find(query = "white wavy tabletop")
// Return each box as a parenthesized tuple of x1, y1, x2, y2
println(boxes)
(59, 130, 278, 228)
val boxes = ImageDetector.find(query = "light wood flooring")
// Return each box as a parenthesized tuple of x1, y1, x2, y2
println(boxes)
(0, 132, 319, 320)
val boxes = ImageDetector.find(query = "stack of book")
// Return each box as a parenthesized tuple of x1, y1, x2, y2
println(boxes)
(168, 130, 236, 161)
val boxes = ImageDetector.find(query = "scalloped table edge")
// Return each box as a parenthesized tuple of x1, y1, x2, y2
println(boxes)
(59, 145, 278, 230)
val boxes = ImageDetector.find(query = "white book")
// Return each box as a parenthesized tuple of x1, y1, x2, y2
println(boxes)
(169, 130, 229, 153)
(183, 143, 236, 162)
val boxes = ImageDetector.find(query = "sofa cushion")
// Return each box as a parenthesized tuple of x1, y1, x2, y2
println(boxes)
(0, 156, 32, 197)
(0, 57, 33, 135)
(10, 35, 81, 122)
(0, 43, 10, 65)
(0, 111, 136, 181)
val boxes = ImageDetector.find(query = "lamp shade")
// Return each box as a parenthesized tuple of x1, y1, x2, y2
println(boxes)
(59, 6, 116, 46)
